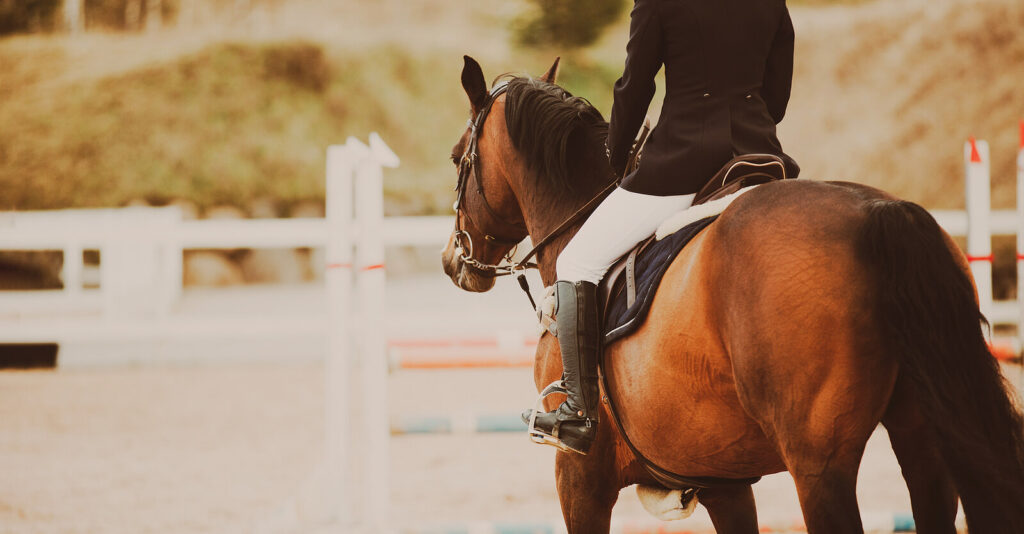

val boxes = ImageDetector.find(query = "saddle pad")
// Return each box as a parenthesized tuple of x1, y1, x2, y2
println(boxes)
(603, 216, 718, 345)
(656, 184, 759, 240)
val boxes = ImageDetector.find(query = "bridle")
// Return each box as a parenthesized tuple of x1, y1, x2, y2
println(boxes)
(452, 82, 531, 277)
(451, 80, 619, 305)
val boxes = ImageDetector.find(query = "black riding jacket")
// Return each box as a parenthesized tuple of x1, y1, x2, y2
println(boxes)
(608, 0, 800, 196)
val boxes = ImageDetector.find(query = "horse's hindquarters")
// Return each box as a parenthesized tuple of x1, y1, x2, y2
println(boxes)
(606, 181, 901, 482)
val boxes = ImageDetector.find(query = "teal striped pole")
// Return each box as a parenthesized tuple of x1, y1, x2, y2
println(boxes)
(401, 513, 940, 533)
(390, 413, 527, 435)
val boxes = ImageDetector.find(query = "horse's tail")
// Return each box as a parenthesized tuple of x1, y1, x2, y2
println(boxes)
(860, 199, 1024, 532)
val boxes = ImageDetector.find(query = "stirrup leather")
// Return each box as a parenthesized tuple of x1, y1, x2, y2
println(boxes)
(526, 380, 581, 453)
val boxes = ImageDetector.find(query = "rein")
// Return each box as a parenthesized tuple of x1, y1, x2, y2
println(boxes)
(453, 82, 619, 307)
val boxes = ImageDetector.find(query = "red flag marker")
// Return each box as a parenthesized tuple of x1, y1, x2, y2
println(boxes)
(969, 136, 982, 163)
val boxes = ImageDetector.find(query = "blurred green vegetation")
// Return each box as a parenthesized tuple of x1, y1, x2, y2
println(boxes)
(0, 39, 622, 215)
(516, 0, 626, 50)
(83, 0, 179, 30)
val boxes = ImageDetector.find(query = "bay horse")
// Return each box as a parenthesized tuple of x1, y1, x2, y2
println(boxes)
(440, 56, 1024, 533)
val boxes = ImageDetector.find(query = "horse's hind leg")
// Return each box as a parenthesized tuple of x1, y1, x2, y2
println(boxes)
(747, 348, 891, 533)
(733, 340, 889, 533)
(881, 374, 958, 534)
(699, 484, 759, 533)
(787, 457, 864, 533)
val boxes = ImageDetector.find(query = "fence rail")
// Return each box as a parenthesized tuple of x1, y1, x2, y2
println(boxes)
(2, 131, 1022, 342)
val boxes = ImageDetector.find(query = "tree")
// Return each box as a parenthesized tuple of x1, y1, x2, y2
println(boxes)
(145, 0, 161, 30)
(0, 0, 62, 35)
(516, 0, 627, 50)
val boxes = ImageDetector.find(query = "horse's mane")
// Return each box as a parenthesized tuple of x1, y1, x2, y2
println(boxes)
(501, 76, 608, 193)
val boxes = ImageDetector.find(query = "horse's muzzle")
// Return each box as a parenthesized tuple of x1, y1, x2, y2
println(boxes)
(441, 237, 496, 293)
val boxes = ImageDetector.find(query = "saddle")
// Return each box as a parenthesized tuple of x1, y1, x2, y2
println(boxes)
(599, 152, 790, 328)
(592, 151, 790, 491)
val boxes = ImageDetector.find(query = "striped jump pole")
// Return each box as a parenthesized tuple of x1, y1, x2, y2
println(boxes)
(391, 350, 535, 370)
(965, 137, 994, 323)
(402, 512, 940, 534)
(389, 334, 539, 370)
(391, 413, 527, 435)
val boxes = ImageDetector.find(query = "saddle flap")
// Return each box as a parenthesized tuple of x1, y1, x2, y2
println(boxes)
(599, 236, 655, 328)
(693, 154, 788, 206)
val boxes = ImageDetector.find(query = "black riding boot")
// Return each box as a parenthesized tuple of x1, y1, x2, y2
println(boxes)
(523, 280, 601, 454)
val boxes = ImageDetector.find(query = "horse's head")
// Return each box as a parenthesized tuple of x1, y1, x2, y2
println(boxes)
(441, 56, 561, 292)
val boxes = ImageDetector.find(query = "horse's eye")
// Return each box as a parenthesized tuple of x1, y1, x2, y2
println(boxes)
(450, 155, 459, 165)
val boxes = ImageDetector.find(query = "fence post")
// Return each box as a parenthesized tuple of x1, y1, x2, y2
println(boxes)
(158, 207, 182, 317)
(102, 208, 162, 319)
(161, 207, 184, 316)
(1017, 121, 1024, 350)
(324, 143, 356, 528)
(965, 137, 993, 323)
(63, 241, 83, 298)
(352, 132, 399, 531)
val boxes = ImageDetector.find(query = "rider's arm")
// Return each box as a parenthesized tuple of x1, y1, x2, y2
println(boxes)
(607, 0, 664, 177)
(762, 6, 794, 125)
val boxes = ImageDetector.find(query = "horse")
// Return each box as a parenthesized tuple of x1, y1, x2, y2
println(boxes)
(440, 56, 1024, 534)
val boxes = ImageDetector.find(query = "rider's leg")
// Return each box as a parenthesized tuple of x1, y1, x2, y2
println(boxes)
(556, 188, 695, 285)
(527, 187, 694, 454)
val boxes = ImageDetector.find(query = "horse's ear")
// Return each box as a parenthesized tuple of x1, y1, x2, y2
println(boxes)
(461, 55, 488, 113)
(539, 57, 560, 84)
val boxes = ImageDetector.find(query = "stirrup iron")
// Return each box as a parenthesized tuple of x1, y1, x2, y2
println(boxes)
(526, 380, 577, 453)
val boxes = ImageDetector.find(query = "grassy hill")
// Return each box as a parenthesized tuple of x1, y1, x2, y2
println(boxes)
(0, 0, 1022, 217)
(0, 40, 482, 213)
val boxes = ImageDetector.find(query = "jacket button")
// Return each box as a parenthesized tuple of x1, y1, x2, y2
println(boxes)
(745, 93, 752, 99)
(702, 92, 710, 98)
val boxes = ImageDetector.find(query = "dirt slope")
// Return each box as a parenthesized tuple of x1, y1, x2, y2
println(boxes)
(783, 0, 1024, 209)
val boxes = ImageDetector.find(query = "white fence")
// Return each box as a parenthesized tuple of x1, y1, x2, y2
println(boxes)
(0, 133, 1019, 330)
(0, 212, 451, 332)
(0, 133, 1022, 342)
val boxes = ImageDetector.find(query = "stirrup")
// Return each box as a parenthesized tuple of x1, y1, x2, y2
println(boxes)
(526, 380, 578, 453)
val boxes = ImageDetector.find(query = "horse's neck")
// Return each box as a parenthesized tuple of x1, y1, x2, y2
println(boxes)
(532, 229, 577, 287)
(523, 186, 608, 287)
(514, 135, 614, 287)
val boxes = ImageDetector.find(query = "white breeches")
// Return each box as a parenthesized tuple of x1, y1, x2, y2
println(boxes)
(556, 187, 695, 284)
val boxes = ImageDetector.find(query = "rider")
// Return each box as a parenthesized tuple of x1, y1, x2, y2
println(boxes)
(525, 0, 801, 454)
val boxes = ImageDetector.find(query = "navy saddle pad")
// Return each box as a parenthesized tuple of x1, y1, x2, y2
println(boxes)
(603, 216, 718, 345)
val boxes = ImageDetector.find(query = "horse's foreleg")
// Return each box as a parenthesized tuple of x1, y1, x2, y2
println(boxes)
(554, 437, 620, 534)
(881, 374, 958, 534)
(699, 484, 759, 533)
